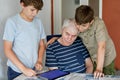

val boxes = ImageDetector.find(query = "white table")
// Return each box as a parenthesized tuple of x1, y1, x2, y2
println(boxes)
(14, 73, 120, 80)
(13, 74, 48, 80)
(56, 73, 120, 80)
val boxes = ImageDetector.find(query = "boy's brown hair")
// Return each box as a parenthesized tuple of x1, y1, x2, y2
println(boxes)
(20, 0, 43, 10)
(75, 5, 94, 25)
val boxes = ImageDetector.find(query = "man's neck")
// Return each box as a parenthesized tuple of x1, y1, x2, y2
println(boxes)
(58, 37, 70, 46)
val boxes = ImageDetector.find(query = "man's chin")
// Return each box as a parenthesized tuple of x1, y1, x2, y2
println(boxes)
(67, 42, 73, 45)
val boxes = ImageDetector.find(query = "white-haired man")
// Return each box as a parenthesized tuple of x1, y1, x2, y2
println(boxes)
(45, 19, 93, 73)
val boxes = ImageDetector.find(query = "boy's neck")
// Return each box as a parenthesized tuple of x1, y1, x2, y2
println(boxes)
(20, 12, 33, 22)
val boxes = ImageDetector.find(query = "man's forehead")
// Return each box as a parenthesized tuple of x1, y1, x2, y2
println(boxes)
(64, 29, 78, 35)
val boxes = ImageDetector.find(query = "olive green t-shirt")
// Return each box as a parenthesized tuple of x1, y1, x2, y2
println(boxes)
(79, 17, 116, 67)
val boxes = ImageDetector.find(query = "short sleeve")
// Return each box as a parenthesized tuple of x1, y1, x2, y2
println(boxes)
(3, 19, 16, 42)
(45, 46, 58, 67)
(39, 20, 46, 39)
(95, 20, 108, 42)
(82, 48, 90, 60)
(78, 39, 90, 59)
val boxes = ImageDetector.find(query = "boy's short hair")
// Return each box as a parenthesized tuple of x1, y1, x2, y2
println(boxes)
(75, 5, 94, 25)
(20, 0, 43, 10)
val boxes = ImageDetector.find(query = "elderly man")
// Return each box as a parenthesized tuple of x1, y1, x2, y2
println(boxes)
(45, 19, 93, 73)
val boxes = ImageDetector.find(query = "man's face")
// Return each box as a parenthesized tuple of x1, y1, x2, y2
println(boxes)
(62, 28, 78, 45)
(21, 3, 39, 21)
(76, 23, 91, 32)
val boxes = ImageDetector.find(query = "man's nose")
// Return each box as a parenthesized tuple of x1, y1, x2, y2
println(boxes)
(68, 35, 72, 40)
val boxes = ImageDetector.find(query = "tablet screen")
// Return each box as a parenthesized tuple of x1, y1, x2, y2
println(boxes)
(37, 69, 69, 80)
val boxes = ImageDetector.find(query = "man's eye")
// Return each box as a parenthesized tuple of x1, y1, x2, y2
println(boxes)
(66, 33, 69, 35)
(72, 35, 76, 37)
(31, 10, 34, 11)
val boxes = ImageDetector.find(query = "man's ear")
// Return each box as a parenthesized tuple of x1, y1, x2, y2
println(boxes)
(61, 29, 63, 34)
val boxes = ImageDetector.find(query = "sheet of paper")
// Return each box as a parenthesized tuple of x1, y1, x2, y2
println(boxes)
(13, 74, 47, 80)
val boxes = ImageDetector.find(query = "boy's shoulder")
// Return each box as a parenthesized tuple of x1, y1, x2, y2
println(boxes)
(94, 17, 103, 23)
(8, 14, 21, 21)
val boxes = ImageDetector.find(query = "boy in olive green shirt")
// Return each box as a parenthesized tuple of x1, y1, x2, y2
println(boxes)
(75, 5, 116, 78)
(47, 5, 116, 79)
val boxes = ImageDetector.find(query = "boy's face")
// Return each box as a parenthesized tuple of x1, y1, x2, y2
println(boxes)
(21, 3, 39, 21)
(76, 23, 90, 32)
(62, 27, 78, 46)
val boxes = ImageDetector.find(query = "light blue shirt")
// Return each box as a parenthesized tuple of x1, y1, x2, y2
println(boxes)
(3, 14, 46, 72)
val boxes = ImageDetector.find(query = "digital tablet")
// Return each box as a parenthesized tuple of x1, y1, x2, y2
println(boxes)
(37, 69, 69, 80)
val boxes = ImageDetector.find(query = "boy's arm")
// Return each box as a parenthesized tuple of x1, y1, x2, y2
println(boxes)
(35, 39, 45, 71)
(4, 40, 36, 76)
(94, 41, 105, 78)
(85, 58, 93, 73)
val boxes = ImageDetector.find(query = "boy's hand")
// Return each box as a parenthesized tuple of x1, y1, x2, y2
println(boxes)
(94, 69, 104, 78)
(22, 67, 36, 77)
(35, 61, 43, 71)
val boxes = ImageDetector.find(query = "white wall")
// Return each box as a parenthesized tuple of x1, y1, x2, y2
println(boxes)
(62, 0, 80, 23)
(53, 0, 80, 34)
(0, 0, 51, 79)
(53, 0, 102, 34)
(53, 0, 62, 34)
(53, 0, 78, 34)
(80, 0, 89, 5)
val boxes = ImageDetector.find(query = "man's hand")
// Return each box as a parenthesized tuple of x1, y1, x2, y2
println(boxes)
(46, 37, 58, 47)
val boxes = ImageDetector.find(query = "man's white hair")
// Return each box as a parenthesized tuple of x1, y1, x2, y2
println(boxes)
(62, 18, 79, 34)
